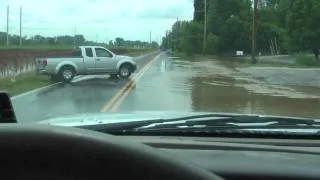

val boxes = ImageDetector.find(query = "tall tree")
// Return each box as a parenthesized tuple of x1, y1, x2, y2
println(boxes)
(115, 37, 125, 47)
(287, 0, 320, 59)
(194, 0, 205, 23)
(75, 35, 85, 45)
(166, 0, 319, 57)
(218, 16, 250, 53)
(206, 0, 251, 53)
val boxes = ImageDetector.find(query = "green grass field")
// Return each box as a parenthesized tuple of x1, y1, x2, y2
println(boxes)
(124, 49, 154, 56)
(0, 45, 73, 50)
(0, 45, 154, 57)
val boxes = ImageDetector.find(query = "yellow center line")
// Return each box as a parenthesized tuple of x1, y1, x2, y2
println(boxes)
(100, 54, 161, 112)
(108, 55, 160, 112)
(100, 79, 133, 112)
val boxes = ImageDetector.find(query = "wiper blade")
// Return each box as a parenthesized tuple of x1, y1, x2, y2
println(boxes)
(135, 114, 320, 130)
(78, 113, 320, 133)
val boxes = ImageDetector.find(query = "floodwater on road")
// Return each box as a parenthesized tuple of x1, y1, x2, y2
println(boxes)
(192, 57, 320, 118)
(12, 52, 320, 123)
(126, 54, 320, 118)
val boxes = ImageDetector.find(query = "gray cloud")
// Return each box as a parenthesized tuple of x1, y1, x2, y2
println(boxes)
(1, 0, 193, 42)
(137, 3, 192, 19)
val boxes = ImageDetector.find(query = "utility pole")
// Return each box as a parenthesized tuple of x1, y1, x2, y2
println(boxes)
(6, 5, 9, 46)
(202, 0, 207, 55)
(149, 31, 152, 44)
(19, 6, 22, 46)
(166, 31, 169, 48)
(149, 31, 152, 47)
(251, 0, 258, 64)
(73, 27, 76, 47)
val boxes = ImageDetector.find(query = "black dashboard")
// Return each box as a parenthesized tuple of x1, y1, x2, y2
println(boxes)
(127, 136, 320, 179)
(0, 121, 320, 180)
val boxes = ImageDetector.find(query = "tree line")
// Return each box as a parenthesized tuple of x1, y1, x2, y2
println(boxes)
(161, 0, 319, 59)
(0, 32, 159, 49)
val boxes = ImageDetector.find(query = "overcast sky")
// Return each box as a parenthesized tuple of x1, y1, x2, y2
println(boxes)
(1, 0, 194, 43)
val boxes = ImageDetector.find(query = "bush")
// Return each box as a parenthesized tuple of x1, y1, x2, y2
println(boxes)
(205, 33, 219, 54)
(295, 56, 317, 66)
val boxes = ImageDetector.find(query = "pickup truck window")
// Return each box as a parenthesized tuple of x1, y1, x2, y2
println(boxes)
(85, 48, 93, 57)
(95, 48, 113, 58)
(72, 48, 82, 57)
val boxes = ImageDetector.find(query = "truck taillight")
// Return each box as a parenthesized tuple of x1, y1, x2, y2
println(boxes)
(43, 59, 47, 66)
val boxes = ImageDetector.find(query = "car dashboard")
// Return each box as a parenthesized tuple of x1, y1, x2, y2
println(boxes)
(125, 136, 320, 180)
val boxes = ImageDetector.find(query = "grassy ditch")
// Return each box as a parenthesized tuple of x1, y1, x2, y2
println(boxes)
(295, 55, 320, 67)
(0, 72, 52, 97)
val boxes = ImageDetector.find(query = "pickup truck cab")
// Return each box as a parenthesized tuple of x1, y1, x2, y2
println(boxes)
(35, 46, 137, 82)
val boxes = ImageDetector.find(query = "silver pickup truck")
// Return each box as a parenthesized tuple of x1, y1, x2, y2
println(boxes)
(35, 46, 137, 82)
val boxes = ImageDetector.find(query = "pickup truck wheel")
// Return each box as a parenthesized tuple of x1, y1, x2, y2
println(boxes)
(118, 65, 132, 79)
(109, 74, 118, 79)
(59, 66, 75, 82)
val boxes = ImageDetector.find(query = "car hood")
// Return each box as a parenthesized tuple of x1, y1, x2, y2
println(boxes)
(38, 111, 210, 127)
(37, 111, 320, 134)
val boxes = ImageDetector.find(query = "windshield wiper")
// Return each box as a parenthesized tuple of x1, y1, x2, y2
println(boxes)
(79, 114, 320, 133)
(130, 114, 320, 134)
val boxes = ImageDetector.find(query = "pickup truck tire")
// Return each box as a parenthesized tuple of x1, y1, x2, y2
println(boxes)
(118, 64, 132, 79)
(59, 66, 75, 82)
(109, 74, 118, 79)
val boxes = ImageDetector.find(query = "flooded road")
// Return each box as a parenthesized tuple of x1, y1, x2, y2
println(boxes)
(117, 54, 320, 118)
(12, 52, 320, 123)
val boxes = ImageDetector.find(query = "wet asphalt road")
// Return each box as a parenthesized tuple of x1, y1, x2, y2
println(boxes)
(12, 51, 160, 123)
(12, 52, 320, 123)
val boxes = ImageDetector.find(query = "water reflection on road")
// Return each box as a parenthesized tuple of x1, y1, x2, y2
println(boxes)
(170, 55, 320, 118)
(191, 75, 320, 118)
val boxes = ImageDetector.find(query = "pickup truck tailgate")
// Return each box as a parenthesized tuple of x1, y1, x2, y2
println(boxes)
(35, 58, 48, 73)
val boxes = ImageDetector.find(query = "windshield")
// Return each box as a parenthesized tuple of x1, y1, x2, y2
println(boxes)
(0, 0, 319, 133)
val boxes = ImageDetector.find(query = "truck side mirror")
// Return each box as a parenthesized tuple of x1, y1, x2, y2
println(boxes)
(0, 91, 17, 123)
